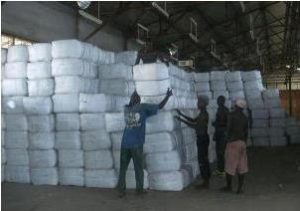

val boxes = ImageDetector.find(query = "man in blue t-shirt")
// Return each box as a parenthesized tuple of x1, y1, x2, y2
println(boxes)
(118, 88, 173, 197)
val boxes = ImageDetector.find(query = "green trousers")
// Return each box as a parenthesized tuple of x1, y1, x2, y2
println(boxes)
(117, 146, 144, 193)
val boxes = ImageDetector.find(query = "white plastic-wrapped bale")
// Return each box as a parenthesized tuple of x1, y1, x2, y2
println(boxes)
(115, 169, 149, 189)
(28, 115, 54, 132)
(79, 93, 113, 113)
(196, 91, 212, 99)
(28, 79, 54, 96)
(269, 108, 285, 118)
(270, 136, 287, 146)
(251, 128, 269, 138)
(229, 91, 245, 101)
(252, 119, 269, 128)
(7, 45, 28, 62)
(31, 167, 58, 185)
(269, 127, 285, 137)
(2, 48, 7, 64)
(80, 114, 105, 131)
(84, 150, 113, 169)
(2, 96, 24, 114)
(251, 109, 269, 119)
(99, 79, 135, 96)
(23, 97, 52, 114)
(241, 70, 262, 81)
(244, 80, 264, 91)
(28, 43, 52, 62)
(193, 72, 210, 82)
(81, 130, 111, 151)
(252, 137, 270, 146)
(29, 150, 56, 167)
(146, 151, 181, 173)
(213, 90, 229, 99)
(270, 118, 286, 127)
(2, 79, 27, 96)
(99, 63, 133, 80)
(27, 62, 52, 79)
(141, 95, 178, 111)
(55, 76, 98, 94)
(113, 96, 130, 112)
(247, 98, 265, 109)
(5, 114, 28, 131)
(52, 59, 97, 78)
(55, 131, 81, 150)
(244, 89, 262, 99)
(110, 132, 123, 151)
(264, 98, 281, 108)
(135, 80, 170, 96)
(210, 81, 226, 91)
(262, 89, 279, 99)
(85, 169, 118, 188)
(4, 131, 28, 149)
(210, 71, 228, 81)
(52, 40, 85, 59)
(29, 132, 55, 150)
(105, 112, 125, 132)
(56, 113, 80, 131)
(227, 81, 244, 92)
(149, 170, 187, 191)
(225, 71, 241, 82)
(133, 63, 169, 81)
(112, 150, 134, 170)
(194, 82, 210, 92)
(52, 94, 79, 113)
(6, 149, 29, 165)
(182, 142, 198, 162)
(115, 51, 138, 66)
(144, 132, 177, 154)
(146, 112, 178, 133)
(59, 150, 83, 168)
(59, 168, 84, 186)
(4, 62, 27, 78)
(5, 165, 30, 183)
(100, 50, 115, 64)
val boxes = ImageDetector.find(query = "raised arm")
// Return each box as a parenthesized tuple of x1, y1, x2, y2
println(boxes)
(176, 109, 197, 122)
(158, 88, 173, 109)
(175, 116, 196, 129)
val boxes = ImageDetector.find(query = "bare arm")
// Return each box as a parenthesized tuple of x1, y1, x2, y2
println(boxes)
(176, 109, 197, 122)
(175, 116, 196, 129)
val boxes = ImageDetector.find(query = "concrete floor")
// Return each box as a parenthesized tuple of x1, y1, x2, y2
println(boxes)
(2, 146, 300, 211)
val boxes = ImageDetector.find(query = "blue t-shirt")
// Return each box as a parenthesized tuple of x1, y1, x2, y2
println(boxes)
(121, 103, 159, 149)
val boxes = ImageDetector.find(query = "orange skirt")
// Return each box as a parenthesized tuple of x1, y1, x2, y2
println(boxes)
(225, 140, 248, 176)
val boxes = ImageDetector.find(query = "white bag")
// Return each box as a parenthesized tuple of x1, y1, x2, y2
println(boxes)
(247, 98, 265, 109)
(146, 112, 177, 133)
(28, 79, 54, 96)
(5, 62, 27, 78)
(225, 71, 241, 82)
(79, 93, 113, 113)
(229, 91, 245, 101)
(58, 150, 83, 168)
(7, 45, 28, 62)
(146, 151, 181, 173)
(56, 113, 80, 131)
(31, 167, 58, 185)
(4, 131, 28, 149)
(85, 169, 118, 188)
(244, 89, 262, 99)
(55, 131, 81, 150)
(28, 43, 52, 62)
(28, 115, 54, 132)
(84, 150, 113, 169)
(144, 132, 176, 154)
(251, 109, 269, 119)
(241, 70, 262, 81)
(2, 79, 27, 96)
(99, 79, 135, 96)
(5, 165, 30, 183)
(81, 130, 111, 150)
(210, 71, 228, 81)
(29, 132, 55, 150)
(193, 72, 210, 82)
(59, 167, 84, 186)
(149, 170, 185, 191)
(52, 94, 79, 113)
(227, 81, 243, 92)
(99, 63, 133, 80)
(115, 51, 138, 66)
(194, 82, 210, 92)
(29, 150, 56, 167)
(23, 97, 53, 114)
(55, 76, 98, 94)
(80, 113, 106, 130)
(5, 114, 28, 131)
(135, 80, 170, 96)
(210, 81, 226, 91)
(6, 149, 29, 165)
(133, 63, 169, 81)
(105, 112, 125, 132)
(244, 80, 264, 91)
(52, 39, 85, 59)
(27, 62, 52, 79)
(2, 96, 24, 114)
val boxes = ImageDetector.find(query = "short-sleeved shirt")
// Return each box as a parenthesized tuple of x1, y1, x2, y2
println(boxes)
(121, 103, 159, 148)
(227, 109, 249, 143)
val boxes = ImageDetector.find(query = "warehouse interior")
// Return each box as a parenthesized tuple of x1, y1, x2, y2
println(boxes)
(1, 1, 300, 211)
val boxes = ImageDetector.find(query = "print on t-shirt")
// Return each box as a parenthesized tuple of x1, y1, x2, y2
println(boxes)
(125, 112, 141, 128)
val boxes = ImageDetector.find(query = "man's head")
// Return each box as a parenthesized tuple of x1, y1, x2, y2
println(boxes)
(129, 90, 141, 107)
(197, 95, 209, 110)
(217, 95, 226, 106)
(235, 98, 247, 110)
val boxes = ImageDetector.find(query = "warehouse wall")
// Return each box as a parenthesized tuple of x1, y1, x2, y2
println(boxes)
(1, 1, 127, 51)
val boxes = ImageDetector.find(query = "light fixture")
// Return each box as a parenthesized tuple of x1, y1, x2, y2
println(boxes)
(77, 1, 91, 10)
(79, 10, 103, 25)
(297, 67, 300, 71)
(152, 2, 169, 18)
(286, 64, 291, 69)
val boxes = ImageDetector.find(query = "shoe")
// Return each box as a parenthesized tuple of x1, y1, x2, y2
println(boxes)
(220, 186, 232, 193)
(118, 191, 126, 198)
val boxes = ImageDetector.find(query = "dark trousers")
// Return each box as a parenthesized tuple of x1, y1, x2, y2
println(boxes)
(215, 128, 227, 172)
(196, 134, 211, 180)
(117, 146, 144, 193)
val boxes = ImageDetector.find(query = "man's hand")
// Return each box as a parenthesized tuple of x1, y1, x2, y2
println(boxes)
(166, 88, 173, 97)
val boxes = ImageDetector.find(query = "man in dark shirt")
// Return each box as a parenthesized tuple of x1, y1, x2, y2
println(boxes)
(212, 96, 229, 176)
(118, 88, 173, 197)
(221, 99, 249, 194)
(175, 95, 210, 189)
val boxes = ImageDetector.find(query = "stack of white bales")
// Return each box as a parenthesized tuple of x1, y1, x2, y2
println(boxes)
(51, 40, 99, 186)
(241, 71, 269, 146)
(193, 72, 211, 99)
(25, 43, 57, 185)
(262, 89, 287, 146)
(1, 48, 7, 182)
(3, 45, 30, 183)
